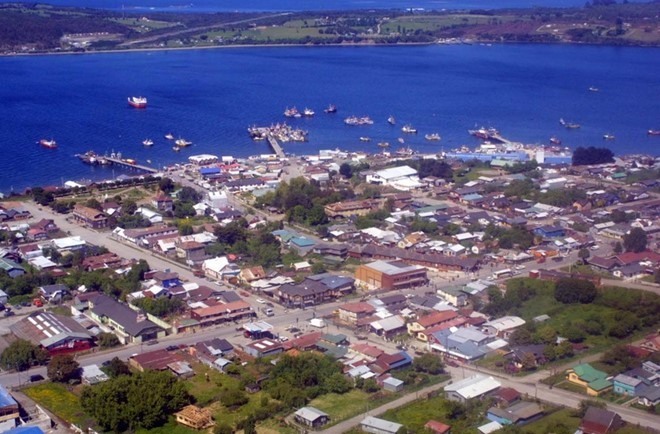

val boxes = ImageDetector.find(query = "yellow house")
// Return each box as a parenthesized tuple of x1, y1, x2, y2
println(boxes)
(566, 363, 612, 396)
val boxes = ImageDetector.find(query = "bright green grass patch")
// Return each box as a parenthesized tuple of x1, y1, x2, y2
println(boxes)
(23, 383, 92, 427)
(523, 408, 580, 434)
(308, 389, 372, 423)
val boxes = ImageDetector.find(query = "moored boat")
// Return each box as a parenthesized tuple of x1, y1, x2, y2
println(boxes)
(559, 118, 580, 129)
(324, 104, 337, 113)
(647, 129, 660, 136)
(303, 108, 315, 117)
(173, 146, 180, 152)
(165, 133, 174, 140)
(425, 133, 441, 141)
(550, 136, 561, 145)
(359, 137, 371, 142)
(589, 86, 599, 92)
(402, 124, 417, 134)
(142, 139, 154, 146)
(175, 138, 192, 147)
(127, 96, 147, 108)
(377, 142, 390, 148)
(284, 107, 301, 118)
(344, 116, 373, 126)
(387, 115, 396, 125)
(603, 134, 615, 140)
(39, 139, 57, 149)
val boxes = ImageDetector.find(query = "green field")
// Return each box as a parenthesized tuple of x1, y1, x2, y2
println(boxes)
(23, 383, 94, 428)
(308, 389, 372, 424)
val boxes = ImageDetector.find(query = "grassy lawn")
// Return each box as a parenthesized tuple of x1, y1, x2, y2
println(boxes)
(379, 394, 487, 434)
(523, 408, 580, 434)
(23, 383, 94, 428)
(135, 418, 199, 434)
(309, 389, 372, 423)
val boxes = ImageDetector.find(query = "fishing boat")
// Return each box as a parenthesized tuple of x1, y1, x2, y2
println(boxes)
(284, 107, 301, 118)
(173, 146, 180, 152)
(142, 139, 154, 146)
(324, 104, 337, 113)
(388, 115, 396, 125)
(175, 138, 192, 147)
(303, 108, 315, 117)
(359, 137, 371, 142)
(39, 139, 57, 149)
(377, 142, 390, 148)
(589, 86, 599, 92)
(550, 137, 561, 145)
(603, 134, 616, 140)
(165, 133, 174, 140)
(344, 116, 373, 126)
(398, 138, 405, 144)
(425, 133, 441, 141)
(401, 124, 417, 134)
(559, 118, 580, 129)
(127, 96, 147, 108)
(647, 129, 660, 136)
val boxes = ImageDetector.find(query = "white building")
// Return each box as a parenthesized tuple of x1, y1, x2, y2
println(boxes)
(136, 207, 163, 224)
(445, 374, 501, 403)
(366, 166, 422, 191)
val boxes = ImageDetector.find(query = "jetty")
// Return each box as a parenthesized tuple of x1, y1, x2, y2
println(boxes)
(266, 135, 286, 159)
(103, 156, 158, 173)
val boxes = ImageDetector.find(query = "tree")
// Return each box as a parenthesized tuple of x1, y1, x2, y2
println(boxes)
(563, 325, 586, 343)
(543, 344, 557, 362)
(178, 222, 194, 236)
(613, 241, 623, 254)
(339, 163, 353, 179)
(578, 248, 590, 263)
(623, 227, 647, 253)
(81, 369, 192, 432)
(47, 354, 80, 383)
(509, 328, 533, 346)
(243, 415, 256, 434)
(572, 147, 614, 166)
(554, 278, 597, 304)
(413, 353, 444, 375)
(104, 357, 131, 378)
(555, 341, 574, 359)
(521, 352, 537, 371)
(98, 332, 120, 348)
(574, 399, 606, 418)
(159, 177, 175, 194)
(0, 339, 49, 371)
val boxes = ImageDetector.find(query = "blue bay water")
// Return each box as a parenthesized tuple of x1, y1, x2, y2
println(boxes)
(0, 44, 659, 193)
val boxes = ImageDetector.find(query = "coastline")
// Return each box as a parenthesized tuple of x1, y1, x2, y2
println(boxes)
(3, 38, 660, 59)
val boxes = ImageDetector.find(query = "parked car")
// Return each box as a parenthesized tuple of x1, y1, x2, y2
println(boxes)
(256, 298, 266, 304)
(165, 345, 179, 352)
(29, 374, 44, 383)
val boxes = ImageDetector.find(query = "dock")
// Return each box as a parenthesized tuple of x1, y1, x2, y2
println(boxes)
(266, 135, 286, 159)
(103, 156, 158, 173)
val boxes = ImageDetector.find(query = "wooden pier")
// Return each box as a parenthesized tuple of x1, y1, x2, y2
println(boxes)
(103, 156, 158, 173)
(266, 135, 286, 159)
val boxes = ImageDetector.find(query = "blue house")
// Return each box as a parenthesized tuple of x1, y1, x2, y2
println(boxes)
(151, 271, 181, 289)
(613, 373, 644, 396)
(533, 225, 565, 238)
(0, 258, 25, 278)
(291, 237, 315, 248)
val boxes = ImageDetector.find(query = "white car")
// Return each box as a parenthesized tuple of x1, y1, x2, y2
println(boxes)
(256, 298, 266, 304)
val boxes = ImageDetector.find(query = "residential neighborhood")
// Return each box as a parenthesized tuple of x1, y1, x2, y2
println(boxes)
(0, 147, 658, 434)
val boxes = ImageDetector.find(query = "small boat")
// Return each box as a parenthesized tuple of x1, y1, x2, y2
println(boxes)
(173, 146, 180, 152)
(284, 107, 301, 118)
(39, 139, 57, 149)
(402, 124, 417, 134)
(589, 86, 599, 92)
(175, 138, 192, 147)
(303, 108, 315, 117)
(398, 138, 405, 144)
(603, 134, 615, 140)
(165, 133, 174, 140)
(146, 159, 152, 164)
(359, 137, 371, 142)
(387, 115, 396, 125)
(127, 96, 147, 108)
(549, 137, 561, 145)
(377, 142, 390, 148)
(344, 116, 373, 126)
(142, 139, 154, 146)
(324, 104, 337, 114)
(425, 133, 441, 141)
(647, 129, 660, 136)
(559, 118, 580, 129)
